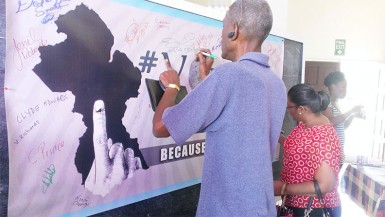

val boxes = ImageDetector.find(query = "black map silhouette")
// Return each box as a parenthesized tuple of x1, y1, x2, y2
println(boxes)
(33, 4, 149, 184)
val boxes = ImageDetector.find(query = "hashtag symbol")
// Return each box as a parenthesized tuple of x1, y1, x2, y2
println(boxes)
(139, 50, 158, 73)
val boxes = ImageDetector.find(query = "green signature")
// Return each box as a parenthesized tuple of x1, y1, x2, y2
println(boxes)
(42, 164, 56, 193)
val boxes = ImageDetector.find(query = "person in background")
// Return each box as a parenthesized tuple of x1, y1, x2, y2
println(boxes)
(275, 84, 342, 217)
(323, 71, 364, 164)
(152, 0, 287, 216)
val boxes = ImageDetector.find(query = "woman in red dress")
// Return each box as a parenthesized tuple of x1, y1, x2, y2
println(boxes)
(275, 84, 342, 217)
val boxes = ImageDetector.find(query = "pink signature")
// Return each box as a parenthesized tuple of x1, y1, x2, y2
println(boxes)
(124, 21, 148, 46)
(28, 141, 65, 164)
(155, 17, 171, 30)
(13, 28, 48, 71)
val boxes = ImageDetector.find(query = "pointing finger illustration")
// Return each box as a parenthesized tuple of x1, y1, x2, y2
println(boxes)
(93, 100, 109, 178)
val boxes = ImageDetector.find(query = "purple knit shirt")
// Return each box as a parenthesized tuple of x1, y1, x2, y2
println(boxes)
(163, 52, 287, 217)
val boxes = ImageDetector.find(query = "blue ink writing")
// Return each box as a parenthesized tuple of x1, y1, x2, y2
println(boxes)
(16, 104, 40, 124)
(14, 120, 40, 145)
(16, 0, 71, 24)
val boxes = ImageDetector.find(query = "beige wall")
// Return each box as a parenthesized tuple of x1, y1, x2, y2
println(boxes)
(266, 0, 289, 35)
(286, 1, 385, 160)
(160, 0, 385, 65)
(287, 0, 385, 63)
(180, 0, 289, 36)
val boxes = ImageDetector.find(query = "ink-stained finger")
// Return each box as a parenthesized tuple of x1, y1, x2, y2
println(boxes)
(93, 100, 110, 172)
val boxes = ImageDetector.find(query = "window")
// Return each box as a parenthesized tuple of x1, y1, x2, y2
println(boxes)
(341, 61, 385, 163)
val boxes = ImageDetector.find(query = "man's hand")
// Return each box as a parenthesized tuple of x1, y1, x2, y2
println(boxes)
(159, 59, 180, 88)
(195, 48, 214, 80)
(85, 100, 141, 196)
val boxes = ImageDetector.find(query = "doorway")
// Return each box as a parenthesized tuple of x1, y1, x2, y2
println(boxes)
(305, 61, 340, 91)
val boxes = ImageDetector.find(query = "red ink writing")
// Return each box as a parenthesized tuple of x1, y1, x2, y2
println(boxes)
(13, 28, 48, 71)
(155, 17, 170, 30)
(29, 141, 65, 164)
(125, 20, 148, 46)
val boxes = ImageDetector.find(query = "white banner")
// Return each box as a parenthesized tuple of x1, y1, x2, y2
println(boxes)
(5, 0, 284, 216)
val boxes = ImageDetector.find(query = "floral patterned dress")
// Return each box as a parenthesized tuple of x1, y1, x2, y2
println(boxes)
(281, 122, 342, 208)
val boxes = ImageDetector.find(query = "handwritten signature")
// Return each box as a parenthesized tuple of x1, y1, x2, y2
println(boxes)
(29, 141, 65, 164)
(16, 0, 71, 24)
(73, 195, 90, 208)
(14, 120, 40, 145)
(13, 28, 48, 71)
(195, 32, 214, 48)
(125, 20, 148, 47)
(211, 37, 222, 52)
(42, 164, 56, 193)
(155, 17, 171, 30)
(160, 33, 196, 53)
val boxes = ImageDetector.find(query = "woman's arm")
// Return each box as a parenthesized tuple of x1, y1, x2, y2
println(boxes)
(324, 105, 363, 127)
(278, 133, 286, 146)
(277, 161, 337, 197)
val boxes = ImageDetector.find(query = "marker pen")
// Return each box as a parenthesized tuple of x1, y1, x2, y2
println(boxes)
(194, 49, 218, 59)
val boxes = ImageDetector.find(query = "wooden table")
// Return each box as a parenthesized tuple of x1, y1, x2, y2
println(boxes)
(343, 164, 385, 217)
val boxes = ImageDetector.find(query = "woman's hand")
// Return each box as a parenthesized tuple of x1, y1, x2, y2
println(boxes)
(274, 180, 285, 196)
(278, 133, 286, 146)
(350, 105, 365, 118)
(350, 105, 364, 114)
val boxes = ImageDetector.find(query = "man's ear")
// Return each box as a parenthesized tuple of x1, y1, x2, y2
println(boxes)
(230, 23, 239, 40)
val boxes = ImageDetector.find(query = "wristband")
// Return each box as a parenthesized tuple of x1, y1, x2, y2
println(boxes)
(166, 84, 180, 92)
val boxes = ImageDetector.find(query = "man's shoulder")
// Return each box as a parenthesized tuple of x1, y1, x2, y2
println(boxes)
(267, 72, 286, 92)
(213, 61, 238, 72)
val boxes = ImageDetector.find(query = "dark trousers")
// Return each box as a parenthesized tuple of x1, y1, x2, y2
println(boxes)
(286, 206, 341, 217)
